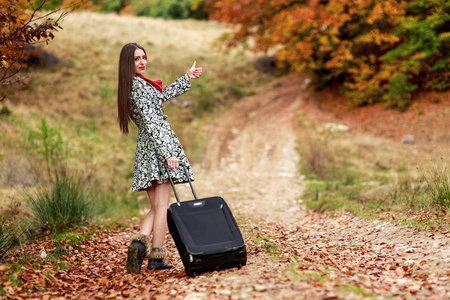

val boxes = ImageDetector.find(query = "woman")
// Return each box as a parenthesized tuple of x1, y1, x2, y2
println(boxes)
(117, 43, 202, 274)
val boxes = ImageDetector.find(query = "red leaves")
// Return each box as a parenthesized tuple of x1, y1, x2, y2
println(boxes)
(0, 0, 68, 85)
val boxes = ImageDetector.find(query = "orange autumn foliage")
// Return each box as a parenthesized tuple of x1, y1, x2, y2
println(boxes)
(0, 0, 83, 87)
(206, 0, 450, 110)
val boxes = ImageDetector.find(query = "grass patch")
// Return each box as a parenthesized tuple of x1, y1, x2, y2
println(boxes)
(8, 274, 22, 286)
(295, 118, 450, 229)
(53, 230, 93, 250)
(421, 159, 450, 209)
(247, 230, 282, 256)
(23, 172, 95, 236)
(338, 285, 367, 295)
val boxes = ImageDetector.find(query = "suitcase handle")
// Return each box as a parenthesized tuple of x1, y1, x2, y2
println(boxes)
(164, 161, 198, 205)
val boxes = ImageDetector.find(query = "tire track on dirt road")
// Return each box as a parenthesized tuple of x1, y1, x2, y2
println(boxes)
(172, 73, 450, 299)
(184, 73, 309, 226)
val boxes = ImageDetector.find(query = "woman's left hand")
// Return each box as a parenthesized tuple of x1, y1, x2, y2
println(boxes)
(188, 61, 202, 79)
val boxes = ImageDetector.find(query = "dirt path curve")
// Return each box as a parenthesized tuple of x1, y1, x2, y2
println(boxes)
(183, 73, 308, 226)
(170, 73, 450, 299)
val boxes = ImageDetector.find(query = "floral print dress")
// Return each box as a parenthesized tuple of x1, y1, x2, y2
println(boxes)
(130, 75, 194, 191)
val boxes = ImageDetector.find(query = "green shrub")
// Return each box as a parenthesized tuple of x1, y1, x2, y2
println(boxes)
(27, 118, 66, 176)
(0, 106, 12, 117)
(29, 0, 64, 10)
(132, 0, 207, 19)
(102, 0, 126, 13)
(383, 73, 418, 111)
(23, 173, 94, 236)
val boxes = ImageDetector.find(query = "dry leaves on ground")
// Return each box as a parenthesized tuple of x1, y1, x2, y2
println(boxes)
(1, 209, 449, 299)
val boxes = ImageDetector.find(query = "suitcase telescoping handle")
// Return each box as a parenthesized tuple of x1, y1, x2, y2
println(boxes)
(164, 161, 198, 205)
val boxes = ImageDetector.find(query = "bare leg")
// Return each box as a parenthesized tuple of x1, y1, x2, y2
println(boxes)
(139, 184, 156, 236)
(128, 182, 172, 273)
(150, 182, 171, 247)
(139, 181, 171, 247)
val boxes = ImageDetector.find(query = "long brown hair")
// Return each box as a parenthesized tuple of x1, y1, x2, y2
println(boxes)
(117, 43, 146, 134)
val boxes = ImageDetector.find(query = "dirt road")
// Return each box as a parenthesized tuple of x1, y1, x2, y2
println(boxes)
(189, 73, 307, 224)
(171, 73, 450, 299)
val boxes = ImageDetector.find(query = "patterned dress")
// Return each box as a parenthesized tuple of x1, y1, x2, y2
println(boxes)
(130, 75, 194, 191)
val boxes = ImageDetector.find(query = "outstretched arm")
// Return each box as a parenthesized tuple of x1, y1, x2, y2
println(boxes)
(162, 61, 203, 102)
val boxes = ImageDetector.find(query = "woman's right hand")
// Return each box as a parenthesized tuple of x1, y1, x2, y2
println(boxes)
(166, 156, 179, 169)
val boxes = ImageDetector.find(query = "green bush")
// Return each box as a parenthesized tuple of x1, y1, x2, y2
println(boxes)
(101, 0, 127, 13)
(132, 0, 207, 19)
(27, 118, 66, 177)
(29, 0, 64, 10)
(383, 73, 418, 111)
(23, 173, 95, 236)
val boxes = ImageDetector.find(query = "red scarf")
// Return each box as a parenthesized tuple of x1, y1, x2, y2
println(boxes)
(136, 74, 163, 93)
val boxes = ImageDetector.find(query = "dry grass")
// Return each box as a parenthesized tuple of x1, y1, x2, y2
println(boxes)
(0, 12, 269, 205)
(295, 102, 449, 215)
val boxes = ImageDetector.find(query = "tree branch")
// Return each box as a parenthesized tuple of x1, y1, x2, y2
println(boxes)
(0, 0, 82, 86)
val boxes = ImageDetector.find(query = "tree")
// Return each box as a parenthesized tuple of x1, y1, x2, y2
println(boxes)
(206, 0, 450, 109)
(0, 0, 83, 95)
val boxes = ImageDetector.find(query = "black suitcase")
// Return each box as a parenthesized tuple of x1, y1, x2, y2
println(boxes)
(165, 162, 247, 276)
